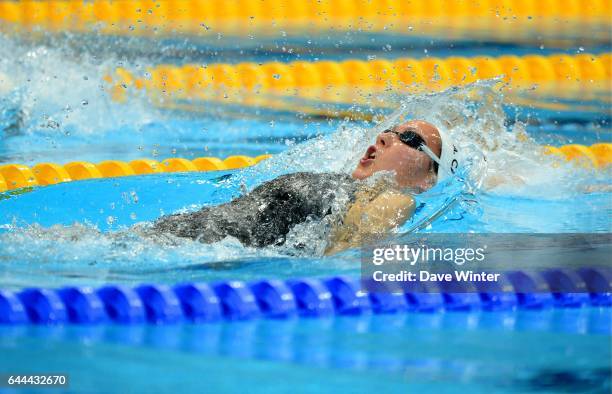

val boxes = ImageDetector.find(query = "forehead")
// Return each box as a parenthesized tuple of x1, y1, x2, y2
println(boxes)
(392, 121, 442, 152)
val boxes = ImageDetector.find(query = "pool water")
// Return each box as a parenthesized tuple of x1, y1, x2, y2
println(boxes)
(0, 309, 610, 393)
(0, 81, 610, 287)
(0, 27, 610, 394)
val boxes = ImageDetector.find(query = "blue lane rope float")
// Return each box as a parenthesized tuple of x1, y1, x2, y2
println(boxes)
(0, 269, 609, 325)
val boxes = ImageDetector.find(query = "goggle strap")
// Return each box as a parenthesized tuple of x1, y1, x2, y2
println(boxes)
(419, 144, 442, 165)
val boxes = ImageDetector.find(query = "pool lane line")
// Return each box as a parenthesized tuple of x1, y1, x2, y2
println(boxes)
(543, 143, 612, 169)
(0, 268, 609, 325)
(0, 0, 609, 41)
(0, 143, 610, 192)
(104, 53, 611, 105)
(0, 154, 272, 191)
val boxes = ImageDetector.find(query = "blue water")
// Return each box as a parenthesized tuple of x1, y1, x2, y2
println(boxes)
(0, 102, 609, 394)
(0, 309, 610, 393)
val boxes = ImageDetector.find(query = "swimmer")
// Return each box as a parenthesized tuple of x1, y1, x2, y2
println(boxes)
(153, 120, 461, 254)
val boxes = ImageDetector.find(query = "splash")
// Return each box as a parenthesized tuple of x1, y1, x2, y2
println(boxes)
(0, 222, 282, 268)
(0, 33, 161, 162)
(248, 80, 603, 199)
(0, 79, 608, 282)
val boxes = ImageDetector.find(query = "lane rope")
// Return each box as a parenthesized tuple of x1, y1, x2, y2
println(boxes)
(105, 53, 611, 104)
(0, 0, 609, 39)
(0, 154, 272, 191)
(0, 268, 609, 325)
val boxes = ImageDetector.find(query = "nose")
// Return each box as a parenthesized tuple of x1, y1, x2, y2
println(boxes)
(376, 132, 394, 147)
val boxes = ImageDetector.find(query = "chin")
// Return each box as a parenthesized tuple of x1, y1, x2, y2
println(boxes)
(351, 167, 369, 180)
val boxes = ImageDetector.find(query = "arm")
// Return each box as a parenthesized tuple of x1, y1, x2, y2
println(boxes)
(325, 191, 416, 255)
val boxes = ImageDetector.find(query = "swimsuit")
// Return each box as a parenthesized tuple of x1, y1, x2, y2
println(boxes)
(153, 172, 360, 247)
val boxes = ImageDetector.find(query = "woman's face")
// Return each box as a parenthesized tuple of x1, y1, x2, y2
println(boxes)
(352, 120, 442, 190)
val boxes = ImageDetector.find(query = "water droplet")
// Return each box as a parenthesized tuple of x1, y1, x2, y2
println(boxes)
(46, 120, 60, 129)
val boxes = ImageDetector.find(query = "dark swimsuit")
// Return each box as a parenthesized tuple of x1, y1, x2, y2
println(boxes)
(153, 172, 360, 247)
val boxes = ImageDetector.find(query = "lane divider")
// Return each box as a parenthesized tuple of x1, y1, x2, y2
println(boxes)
(0, 268, 609, 325)
(0, 0, 609, 38)
(0, 154, 272, 191)
(543, 143, 612, 169)
(106, 53, 611, 104)
(0, 143, 610, 192)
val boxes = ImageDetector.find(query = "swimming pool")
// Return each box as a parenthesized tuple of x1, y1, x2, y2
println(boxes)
(0, 1, 611, 393)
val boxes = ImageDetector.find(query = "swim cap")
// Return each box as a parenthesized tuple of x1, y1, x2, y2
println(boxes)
(436, 127, 461, 182)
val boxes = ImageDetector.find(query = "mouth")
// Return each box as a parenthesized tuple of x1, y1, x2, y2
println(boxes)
(360, 145, 377, 165)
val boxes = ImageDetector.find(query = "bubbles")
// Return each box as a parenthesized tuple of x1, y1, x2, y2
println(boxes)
(243, 80, 598, 202)
(0, 221, 290, 287)
(0, 48, 604, 274)
(0, 33, 160, 158)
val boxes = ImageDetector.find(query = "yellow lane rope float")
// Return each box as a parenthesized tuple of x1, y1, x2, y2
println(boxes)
(0, 154, 272, 191)
(0, 0, 609, 42)
(105, 53, 611, 105)
(543, 143, 612, 169)
(0, 145, 610, 192)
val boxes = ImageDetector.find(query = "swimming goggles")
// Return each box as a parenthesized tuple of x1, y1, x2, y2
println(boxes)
(384, 129, 441, 166)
